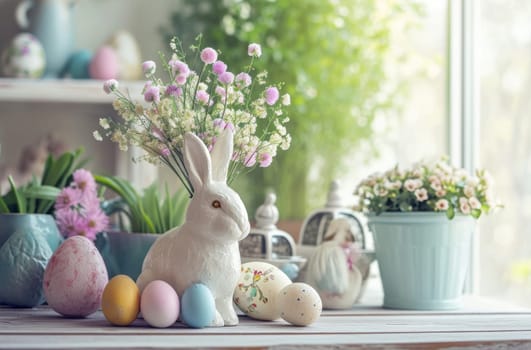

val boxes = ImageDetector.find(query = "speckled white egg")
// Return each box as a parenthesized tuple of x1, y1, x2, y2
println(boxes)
(43, 236, 108, 317)
(234, 262, 291, 321)
(1, 33, 45, 78)
(277, 283, 322, 326)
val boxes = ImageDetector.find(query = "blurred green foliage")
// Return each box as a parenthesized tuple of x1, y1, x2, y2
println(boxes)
(163, 0, 423, 219)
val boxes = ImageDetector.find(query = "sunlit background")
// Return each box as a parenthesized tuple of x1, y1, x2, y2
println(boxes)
(0, 0, 529, 306)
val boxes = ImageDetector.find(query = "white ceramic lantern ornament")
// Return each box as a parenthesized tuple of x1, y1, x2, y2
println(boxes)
(137, 129, 250, 327)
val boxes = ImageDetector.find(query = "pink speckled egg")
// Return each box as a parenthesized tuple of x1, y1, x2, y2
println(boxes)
(89, 46, 118, 80)
(43, 236, 108, 317)
(141, 280, 179, 328)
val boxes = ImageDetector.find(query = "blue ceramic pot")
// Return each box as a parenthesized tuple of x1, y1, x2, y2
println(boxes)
(368, 212, 475, 310)
(0, 214, 63, 307)
(96, 231, 158, 281)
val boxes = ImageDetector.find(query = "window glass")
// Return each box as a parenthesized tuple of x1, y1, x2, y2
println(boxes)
(479, 0, 531, 306)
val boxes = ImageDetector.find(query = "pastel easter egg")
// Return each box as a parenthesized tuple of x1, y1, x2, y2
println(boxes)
(233, 261, 291, 321)
(140, 280, 179, 328)
(101, 274, 140, 326)
(89, 46, 118, 80)
(277, 283, 322, 326)
(1, 33, 45, 78)
(181, 283, 216, 328)
(66, 50, 92, 79)
(106, 31, 142, 80)
(43, 236, 108, 317)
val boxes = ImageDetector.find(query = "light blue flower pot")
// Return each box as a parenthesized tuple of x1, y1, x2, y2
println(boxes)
(96, 231, 158, 281)
(0, 214, 63, 307)
(368, 212, 475, 310)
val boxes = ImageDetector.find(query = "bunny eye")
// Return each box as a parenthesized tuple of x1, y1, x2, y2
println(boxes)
(212, 200, 221, 209)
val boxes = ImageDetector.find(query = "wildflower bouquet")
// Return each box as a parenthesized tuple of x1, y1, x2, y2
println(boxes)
(355, 157, 498, 219)
(54, 169, 109, 241)
(95, 36, 291, 196)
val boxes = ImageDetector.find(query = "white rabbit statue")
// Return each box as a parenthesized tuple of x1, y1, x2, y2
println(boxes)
(136, 129, 250, 327)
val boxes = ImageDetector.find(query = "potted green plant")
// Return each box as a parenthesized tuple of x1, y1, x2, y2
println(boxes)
(0, 149, 84, 307)
(355, 157, 499, 310)
(95, 175, 189, 280)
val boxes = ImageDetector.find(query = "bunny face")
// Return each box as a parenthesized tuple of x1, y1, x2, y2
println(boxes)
(183, 129, 251, 242)
(187, 182, 250, 242)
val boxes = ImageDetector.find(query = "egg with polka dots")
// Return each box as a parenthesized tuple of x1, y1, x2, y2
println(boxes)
(277, 283, 322, 326)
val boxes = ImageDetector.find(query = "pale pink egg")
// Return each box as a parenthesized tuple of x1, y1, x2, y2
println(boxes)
(43, 236, 108, 317)
(140, 280, 180, 328)
(89, 46, 119, 80)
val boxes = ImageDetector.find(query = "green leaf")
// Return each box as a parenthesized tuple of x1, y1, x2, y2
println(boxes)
(446, 206, 455, 220)
(0, 196, 10, 214)
(471, 209, 481, 219)
(8, 176, 25, 214)
(23, 185, 61, 201)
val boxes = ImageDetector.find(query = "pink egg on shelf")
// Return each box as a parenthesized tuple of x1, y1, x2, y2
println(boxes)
(140, 280, 180, 328)
(89, 46, 119, 80)
(43, 236, 108, 317)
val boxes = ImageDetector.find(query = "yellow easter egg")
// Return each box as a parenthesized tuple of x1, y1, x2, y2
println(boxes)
(101, 275, 140, 326)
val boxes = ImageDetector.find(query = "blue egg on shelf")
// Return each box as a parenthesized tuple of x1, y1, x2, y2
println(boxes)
(65, 50, 92, 79)
(181, 283, 216, 328)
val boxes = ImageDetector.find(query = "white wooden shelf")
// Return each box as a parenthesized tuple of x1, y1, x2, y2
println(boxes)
(0, 78, 144, 104)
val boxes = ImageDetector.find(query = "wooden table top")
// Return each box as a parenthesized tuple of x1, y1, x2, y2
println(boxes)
(2, 296, 531, 350)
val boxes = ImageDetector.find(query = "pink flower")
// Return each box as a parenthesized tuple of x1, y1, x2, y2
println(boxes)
(414, 188, 428, 202)
(54, 187, 82, 211)
(248, 43, 262, 57)
(169, 59, 190, 76)
(200, 47, 218, 64)
(144, 86, 160, 103)
(435, 199, 449, 211)
(215, 86, 226, 97)
(460, 202, 471, 215)
(212, 61, 227, 75)
(219, 72, 235, 85)
(265, 87, 279, 105)
(175, 73, 188, 86)
(73, 169, 97, 194)
(196, 90, 210, 105)
(259, 153, 273, 167)
(103, 79, 118, 94)
(142, 60, 156, 76)
(165, 84, 182, 97)
(213, 118, 227, 130)
(235, 72, 252, 88)
(469, 197, 481, 210)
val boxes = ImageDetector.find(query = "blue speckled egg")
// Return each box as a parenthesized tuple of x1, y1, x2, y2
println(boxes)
(181, 283, 216, 328)
(66, 50, 92, 79)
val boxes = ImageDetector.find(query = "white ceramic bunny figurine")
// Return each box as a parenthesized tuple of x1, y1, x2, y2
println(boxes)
(136, 129, 250, 326)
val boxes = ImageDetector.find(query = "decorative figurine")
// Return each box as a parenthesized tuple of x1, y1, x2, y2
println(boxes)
(303, 217, 365, 309)
(239, 193, 306, 278)
(298, 180, 368, 259)
(136, 130, 250, 327)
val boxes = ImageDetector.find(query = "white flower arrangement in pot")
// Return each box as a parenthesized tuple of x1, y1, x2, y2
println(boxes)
(355, 157, 500, 310)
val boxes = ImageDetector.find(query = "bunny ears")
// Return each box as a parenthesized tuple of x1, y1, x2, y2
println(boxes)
(184, 128, 234, 192)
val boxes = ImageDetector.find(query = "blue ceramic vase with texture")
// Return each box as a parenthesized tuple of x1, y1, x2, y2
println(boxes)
(16, 0, 75, 77)
(368, 212, 475, 310)
(0, 214, 63, 307)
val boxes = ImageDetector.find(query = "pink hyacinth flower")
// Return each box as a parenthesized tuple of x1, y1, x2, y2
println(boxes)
(196, 90, 210, 105)
(212, 60, 227, 75)
(200, 47, 218, 64)
(103, 79, 118, 94)
(248, 43, 262, 57)
(235, 72, 252, 88)
(265, 86, 279, 105)
(218, 72, 235, 85)
(142, 60, 156, 76)
(259, 153, 273, 167)
(144, 86, 160, 103)
(165, 84, 182, 97)
(169, 59, 190, 76)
